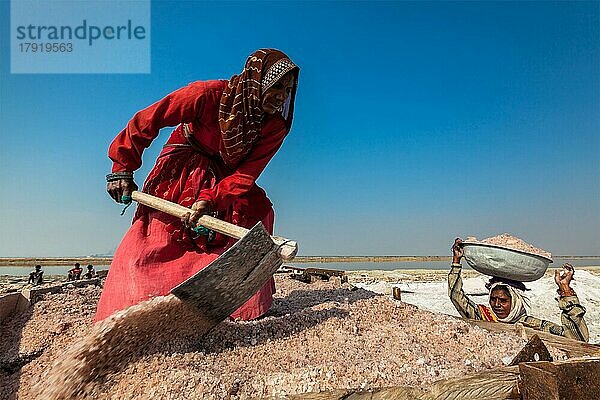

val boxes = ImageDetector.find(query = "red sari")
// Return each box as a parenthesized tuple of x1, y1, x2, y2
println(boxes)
(95, 80, 288, 322)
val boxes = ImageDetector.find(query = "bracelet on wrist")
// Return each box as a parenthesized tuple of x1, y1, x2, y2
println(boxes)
(106, 172, 134, 182)
(451, 263, 462, 267)
(557, 287, 576, 297)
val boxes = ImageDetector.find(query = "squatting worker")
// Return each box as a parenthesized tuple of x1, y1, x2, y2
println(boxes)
(83, 264, 97, 280)
(67, 262, 83, 281)
(95, 49, 299, 321)
(448, 238, 588, 342)
(28, 265, 44, 286)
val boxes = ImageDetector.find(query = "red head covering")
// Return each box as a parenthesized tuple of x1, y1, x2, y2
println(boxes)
(219, 49, 299, 167)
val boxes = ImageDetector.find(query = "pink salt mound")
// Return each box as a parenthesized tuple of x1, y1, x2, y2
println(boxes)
(465, 233, 552, 259)
(1, 277, 564, 399)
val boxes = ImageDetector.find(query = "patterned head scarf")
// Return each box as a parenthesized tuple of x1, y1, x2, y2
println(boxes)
(219, 49, 299, 167)
(487, 281, 531, 323)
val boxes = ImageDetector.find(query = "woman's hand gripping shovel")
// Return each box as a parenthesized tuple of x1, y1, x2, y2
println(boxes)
(129, 191, 298, 323)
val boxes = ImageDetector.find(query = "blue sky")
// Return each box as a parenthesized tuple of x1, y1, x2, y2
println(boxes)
(1, 1, 598, 257)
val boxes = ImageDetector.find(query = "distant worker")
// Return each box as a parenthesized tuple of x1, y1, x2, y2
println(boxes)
(67, 263, 83, 281)
(448, 238, 589, 342)
(82, 264, 97, 280)
(28, 265, 44, 286)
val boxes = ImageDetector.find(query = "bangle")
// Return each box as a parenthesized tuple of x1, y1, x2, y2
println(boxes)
(451, 263, 462, 267)
(557, 287, 576, 297)
(106, 172, 133, 182)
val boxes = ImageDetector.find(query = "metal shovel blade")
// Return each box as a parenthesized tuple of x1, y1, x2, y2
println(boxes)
(170, 222, 282, 322)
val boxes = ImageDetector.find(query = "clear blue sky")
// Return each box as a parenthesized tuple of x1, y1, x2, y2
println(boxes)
(1, 1, 598, 257)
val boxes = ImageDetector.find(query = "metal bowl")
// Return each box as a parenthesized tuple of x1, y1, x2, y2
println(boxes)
(461, 242, 553, 282)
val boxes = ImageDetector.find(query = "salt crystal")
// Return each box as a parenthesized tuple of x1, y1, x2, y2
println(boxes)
(1, 275, 561, 400)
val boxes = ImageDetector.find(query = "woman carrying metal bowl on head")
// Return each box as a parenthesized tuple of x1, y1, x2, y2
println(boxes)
(448, 238, 589, 342)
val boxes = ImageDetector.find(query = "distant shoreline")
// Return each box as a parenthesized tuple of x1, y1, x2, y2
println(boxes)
(1, 255, 599, 267)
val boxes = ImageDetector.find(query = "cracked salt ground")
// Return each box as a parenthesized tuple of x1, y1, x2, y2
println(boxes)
(0, 276, 566, 399)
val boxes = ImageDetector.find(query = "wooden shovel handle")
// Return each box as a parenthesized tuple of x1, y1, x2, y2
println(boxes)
(131, 191, 297, 260)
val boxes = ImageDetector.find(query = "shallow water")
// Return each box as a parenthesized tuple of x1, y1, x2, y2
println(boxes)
(1, 257, 598, 276)
(0, 265, 109, 277)
(286, 257, 600, 272)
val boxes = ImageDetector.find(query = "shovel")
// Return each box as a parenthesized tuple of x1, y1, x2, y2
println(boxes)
(130, 190, 298, 322)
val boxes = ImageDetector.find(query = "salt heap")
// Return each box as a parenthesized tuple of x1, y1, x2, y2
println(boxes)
(465, 233, 552, 259)
(1, 276, 545, 399)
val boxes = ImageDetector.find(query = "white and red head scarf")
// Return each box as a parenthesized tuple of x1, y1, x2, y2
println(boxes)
(488, 281, 531, 323)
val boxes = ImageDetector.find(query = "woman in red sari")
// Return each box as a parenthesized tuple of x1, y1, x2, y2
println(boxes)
(96, 49, 299, 322)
